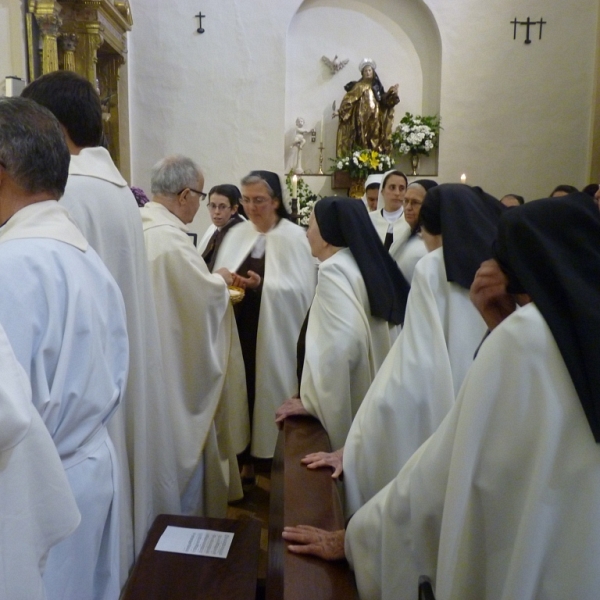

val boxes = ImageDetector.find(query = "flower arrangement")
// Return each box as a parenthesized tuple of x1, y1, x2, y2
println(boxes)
(391, 113, 441, 157)
(332, 149, 395, 180)
(285, 172, 320, 227)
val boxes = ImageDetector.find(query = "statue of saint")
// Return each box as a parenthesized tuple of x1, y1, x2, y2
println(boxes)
(335, 59, 400, 157)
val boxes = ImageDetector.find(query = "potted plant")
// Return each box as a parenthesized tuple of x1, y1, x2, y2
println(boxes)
(331, 149, 394, 197)
(391, 112, 441, 175)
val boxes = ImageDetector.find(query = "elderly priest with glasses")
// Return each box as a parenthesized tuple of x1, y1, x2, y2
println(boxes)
(141, 155, 251, 517)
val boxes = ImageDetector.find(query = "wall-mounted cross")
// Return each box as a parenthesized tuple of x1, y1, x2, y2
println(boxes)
(195, 11, 206, 34)
(511, 17, 546, 44)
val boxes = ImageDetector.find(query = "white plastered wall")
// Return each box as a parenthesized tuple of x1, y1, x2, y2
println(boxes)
(0, 0, 27, 84)
(426, 0, 598, 198)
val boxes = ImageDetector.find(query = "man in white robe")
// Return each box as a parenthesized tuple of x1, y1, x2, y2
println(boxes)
(142, 155, 249, 516)
(22, 71, 181, 576)
(0, 98, 129, 600)
(284, 194, 600, 600)
(0, 322, 81, 600)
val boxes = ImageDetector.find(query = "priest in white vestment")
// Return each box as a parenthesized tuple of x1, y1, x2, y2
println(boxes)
(0, 98, 129, 600)
(284, 193, 600, 600)
(213, 171, 316, 462)
(343, 184, 503, 514)
(276, 197, 409, 451)
(0, 322, 81, 600)
(22, 71, 181, 575)
(142, 155, 249, 516)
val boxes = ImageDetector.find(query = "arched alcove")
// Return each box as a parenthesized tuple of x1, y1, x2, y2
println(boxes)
(285, 0, 442, 176)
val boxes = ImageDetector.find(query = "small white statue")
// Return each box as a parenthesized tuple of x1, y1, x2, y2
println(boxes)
(292, 117, 311, 174)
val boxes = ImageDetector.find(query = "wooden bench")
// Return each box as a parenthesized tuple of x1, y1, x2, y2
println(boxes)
(267, 415, 359, 600)
(121, 514, 261, 600)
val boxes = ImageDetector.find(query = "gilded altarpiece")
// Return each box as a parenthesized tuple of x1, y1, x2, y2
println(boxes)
(25, 0, 132, 176)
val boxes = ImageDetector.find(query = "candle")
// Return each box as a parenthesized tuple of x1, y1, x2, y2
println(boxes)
(320, 119, 324, 144)
(292, 174, 298, 198)
(460, 173, 467, 184)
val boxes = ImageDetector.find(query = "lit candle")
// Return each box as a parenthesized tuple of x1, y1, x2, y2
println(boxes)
(460, 173, 467, 184)
(292, 174, 298, 198)
(320, 119, 324, 144)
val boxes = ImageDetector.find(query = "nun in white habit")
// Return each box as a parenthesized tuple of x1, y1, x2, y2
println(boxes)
(0, 323, 80, 600)
(369, 170, 410, 252)
(213, 171, 316, 460)
(276, 197, 410, 451)
(343, 184, 504, 514)
(361, 173, 383, 212)
(284, 193, 600, 600)
(369, 170, 427, 283)
(396, 179, 436, 282)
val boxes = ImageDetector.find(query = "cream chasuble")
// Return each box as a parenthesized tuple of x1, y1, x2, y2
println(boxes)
(0, 323, 80, 600)
(301, 248, 394, 451)
(214, 218, 316, 458)
(141, 202, 248, 515)
(343, 247, 487, 516)
(61, 147, 181, 575)
(346, 303, 600, 600)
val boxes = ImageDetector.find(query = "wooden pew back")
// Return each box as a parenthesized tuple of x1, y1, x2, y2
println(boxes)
(267, 415, 359, 600)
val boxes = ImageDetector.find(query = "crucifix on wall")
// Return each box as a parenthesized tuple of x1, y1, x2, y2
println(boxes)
(195, 11, 206, 34)
(511, 17, 546, 44)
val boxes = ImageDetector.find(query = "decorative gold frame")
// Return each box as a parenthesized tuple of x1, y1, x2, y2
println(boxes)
(26, 1, 133, 177)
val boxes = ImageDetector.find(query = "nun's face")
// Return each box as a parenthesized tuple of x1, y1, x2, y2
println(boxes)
(241, 182, 279, 233)
(404, 185, 425, 228)
(306, 211, 328, 260)
(366, 188, 379, 211)
(381, 174, 406, 213)
(362, 65, 374, 79)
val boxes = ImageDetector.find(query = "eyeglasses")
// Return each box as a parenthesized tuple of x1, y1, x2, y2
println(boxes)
(177, 187, 207, 201)
(207, 203, 232, 211)
(241, 196, 270, 206)
(404, 199, 423, 208)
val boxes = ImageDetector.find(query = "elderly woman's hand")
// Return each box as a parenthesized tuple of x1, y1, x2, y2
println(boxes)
(470, 259, 516, 330)
(282, 526, 346, 561)
(232, 270, 261, 290)
(301, 448, 344, 479)
(275, 396, 309, 428)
